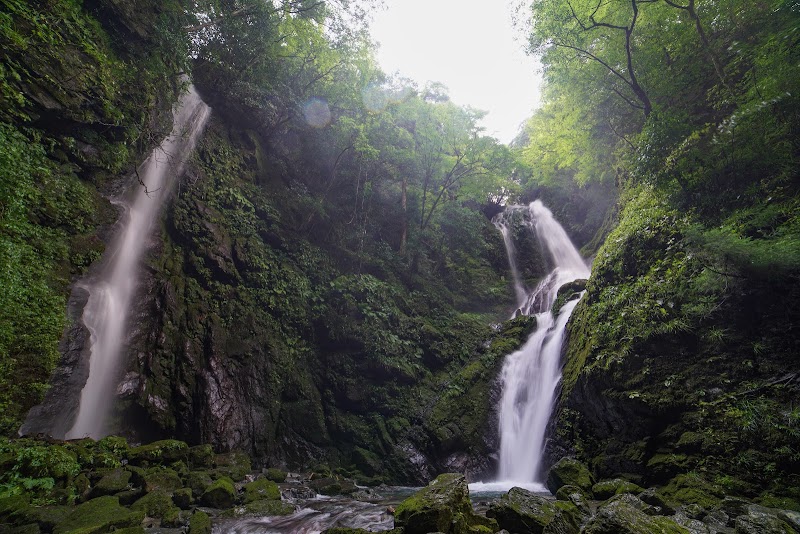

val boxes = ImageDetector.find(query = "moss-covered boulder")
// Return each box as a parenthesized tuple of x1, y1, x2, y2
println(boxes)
(222, 499, 296, 517)
(52, 496, 144, 534)
(582, 498, 689, 534)
(127, 440, 188, 467)
(214, 451, 251, 481)
(486, 487, 560, 534)
(89, 468, 131, 497)
(200, 476, 237, 509)
(188, 510, 211, 534)
(592, 479, 645, 500)
(546, 458, 595, 495)
(173, 487, 193, 509)
(183, 470, 214, 497)
(734, 509, 796, 534)
(187, 445, 215, 468)
(657, 474, 723, 510)
(142, 467, 183, 493)
(264, 467, 287, 483)
(130, 489, 180, 522)
(243, 478, 281, 503)
(554, 485, 591, 515)
(308, 477, 358, 496)
(394, 473, 496, 534)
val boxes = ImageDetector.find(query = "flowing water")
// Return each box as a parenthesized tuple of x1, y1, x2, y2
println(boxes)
(492, 200, 590, 487)
(64, 86, 211, 439)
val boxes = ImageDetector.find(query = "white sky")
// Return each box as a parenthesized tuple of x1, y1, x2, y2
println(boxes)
(370, 0, 542, 144)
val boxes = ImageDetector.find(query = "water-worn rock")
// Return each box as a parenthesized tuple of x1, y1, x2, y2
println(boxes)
(142, 467, 183, 493)
(183, 470, 214, 496)
(188, 510, 211, 534)
(607, 493, 662, 516)
(131, 489, 181, 521)
(173, 487, 193, 509)
(638, 488, 676, 515)
(308, 477, 359, 496)
(593, 478, 645, 500)
(243, 478, 281, 503)
(52, 496, 145, 534)
(264, 467, 287, 482)
(200, 476, 236, 509)
(89, 468, 132, 497)
(394, 473, 497, 534)
(486, 487, 559, 534)
(734, 509, 796, 534)
(582, 498, 689, 534)
(546, 458, 595, 494)
(222, 499, 296, 517)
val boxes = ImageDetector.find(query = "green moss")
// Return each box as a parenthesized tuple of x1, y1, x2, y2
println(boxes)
(200, 476, 236, 509)
(52, 496, 144, 534)
(243, 478, 280, 503)
(592, 479, 645, 500)
(130, 489, 179, 521)
(188, 510, 211, 534)
(141, 468, 183, 493)
(127, 440, 188, 467)
(657, 474, 724, 510)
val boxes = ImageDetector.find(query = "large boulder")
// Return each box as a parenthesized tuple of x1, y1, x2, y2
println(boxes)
(52, 496, 144, 534)
(243, 478, 281, 503)
(394, 473, 497, 534)
(89, 468, 132, 497)
(546, 458, 595, 495)
(200, 476, 237, 509)
(486, 487, 560, 534)
(592, 479, 645, 500)
(582, 498, 689, 534)
(127, 440, 188, 467)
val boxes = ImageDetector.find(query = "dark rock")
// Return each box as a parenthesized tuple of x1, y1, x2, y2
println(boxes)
(183, 470, 214, 497)
(89, 468, 132, 498)
(734, 510, 795, 534)
(592, 478, 644, 500)
(638, 488, 676, 515)
(127, 440, 188, 467)
(173, 487, 193, 509)
(214, 451, 251, 481)
(188, 445, 215, 468)
(200, 476, 237, 509)
(555, 485, 591, 516)
(130, 489, 181, 521)
(582, 498, 689, 534)
(283, 484, 316, 499)
(607, 493, 662, 516)
(142, 467, 183, 493)
(222, 499, 297, 517)
(188, 510, 211, 534)
(264, 467, 287, 483)
(52, 496, 145, 534)
(115, 488, 144, 506)
(546, 458, 595, 495)
(394, 473, 496, 534)
(486, 487, 559, 534)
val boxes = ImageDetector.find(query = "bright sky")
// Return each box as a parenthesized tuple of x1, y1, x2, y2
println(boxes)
(370, 0, 541, 144)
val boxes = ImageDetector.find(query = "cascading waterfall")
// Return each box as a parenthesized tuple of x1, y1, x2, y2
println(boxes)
(64, 86, 211, 439)
(494, 200, 590, 486)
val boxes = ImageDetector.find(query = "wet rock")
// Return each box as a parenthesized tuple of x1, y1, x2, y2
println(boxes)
(89, 468, 132, 498)
(183, 470, 214, 497)
(486, 487, 559, 534)
(264, 467, 287, 482)
(131, 489, 181, 522)
(672, 511, 711, 534)
(222, 499, 297, 517)
(607, 493, 662, 516)
(658, 474, 723, 510)
(127, 440, 188, 467)
(200, 476, 236, 509)
(638, 487, 676, 515)
(243, 478, 281, 503)
(592, 478, 645, 500)
(308, 477, 359, 496)
(142, 467, 183, 493)
(188, 444, 215, 468)
(282, 484, 316, 499)
(582, 498, 689, 534)
(778, 510, 800, 532)
(52, 496, 144, 534)
(173, 487, 193, 509)
(395, 473, 496, 534)
(546, 458, 595, 494)
(734, 509, 795, 534)
(188, 510, 211, 534)
(555, 485, 591, 516)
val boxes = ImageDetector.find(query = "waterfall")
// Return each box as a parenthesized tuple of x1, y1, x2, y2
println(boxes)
(63, 86, 211, 439)
(494, 200, 589, 486)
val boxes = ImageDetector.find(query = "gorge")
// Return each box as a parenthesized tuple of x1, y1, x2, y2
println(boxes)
(1, 0, 798, 532)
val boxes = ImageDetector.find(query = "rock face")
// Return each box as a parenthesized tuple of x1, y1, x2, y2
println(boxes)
(394, 473, 497, 534)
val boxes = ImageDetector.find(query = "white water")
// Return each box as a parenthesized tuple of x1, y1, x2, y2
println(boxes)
(492, 200, 590, 487)
(65, 87, 211, 439)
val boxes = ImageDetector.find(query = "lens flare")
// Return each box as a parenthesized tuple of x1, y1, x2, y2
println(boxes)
(303, 98, 331, 128)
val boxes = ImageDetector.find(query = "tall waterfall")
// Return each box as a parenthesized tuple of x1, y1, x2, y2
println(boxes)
(64, 87, 211, 439)
(495, 200, 590, 485)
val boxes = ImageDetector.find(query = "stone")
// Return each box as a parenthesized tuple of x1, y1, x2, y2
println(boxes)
(546, 458, 595, 494)
(52, 496, 145, 534)
(777, 510, 800, 532)
(200, 476, 237, 509)
(582, 498, 690, 534)
(394, 473, 496, 534)
(222, 499, 297, 517)
(638, 488, 676, 515)
(188, 510, 211, 534)
(130, 489, 181, 521)
(142, 467, 183, 493)
(607, 493, 662, 516)
(264, 467, 287, 483)
(214, 451, 251, 481)
(734, 510, 795, 534)
(89, 469, 131, 498)
(127, 440, 188, 467)
(183, 470, 214, 497)
(486, 487, 559, 534)
(173, 487, 194, 509)
(188, 444, 215, 468)
(592, 478, 645, 500)
(243, 478, 281, 503)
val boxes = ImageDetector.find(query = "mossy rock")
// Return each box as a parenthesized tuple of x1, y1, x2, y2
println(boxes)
(221, 499, 296, 518)
(546, 458, 595, 495)
(142, 467, 183, 493)
(657, 474, 723, 510)
(115, 488, 143, 506)
(554, 485, 591, 515)
(735, 509, 796, 534)
(582, 498, 689, 534)
(486, 486, 559, 534)
(646, 453, 692, 480)
(173, 487, 193, 509)
(89, 468, 131, 497)
(183, 470, 214, 497)
(243, 478, 281, 503)
(214, 451, 251, 481)
(188, 510, 211, 534)
(200, 476, 236, 509)
(52, 496, 145, 534)
(127, 440, 188, 467)
(96, 436, 129, 457)
(592, 479, 645, 500)
(264, 467, 287, 483)
(130, 489, 180, 521)
(394, 473, 496, 534)
(13, 505, 72, 531)
(187, 445, 215, 468)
